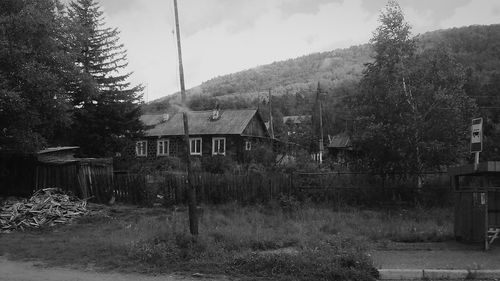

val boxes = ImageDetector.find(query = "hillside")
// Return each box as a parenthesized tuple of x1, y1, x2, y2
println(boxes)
(143, 24, 500, 115)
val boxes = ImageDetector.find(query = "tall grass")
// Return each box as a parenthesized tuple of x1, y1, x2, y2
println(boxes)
(0, 203, 453, 280)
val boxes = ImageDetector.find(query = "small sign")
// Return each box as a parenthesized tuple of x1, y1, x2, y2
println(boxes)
(471, 118, 483, 153)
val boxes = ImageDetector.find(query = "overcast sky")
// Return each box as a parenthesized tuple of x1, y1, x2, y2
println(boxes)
(79, 0, 500, 101)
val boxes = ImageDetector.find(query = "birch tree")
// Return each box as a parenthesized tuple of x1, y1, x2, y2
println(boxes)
(350, 0, 476, 182)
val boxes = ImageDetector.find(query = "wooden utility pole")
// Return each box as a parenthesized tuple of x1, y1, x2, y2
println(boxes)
(319, 101, 324, 164)
(174, 0, 197, 236)
(317, 82, 324, 164)
(183, 113, 198, 235)
(268, 88, 274, 139)
(173, 0, 186, 104)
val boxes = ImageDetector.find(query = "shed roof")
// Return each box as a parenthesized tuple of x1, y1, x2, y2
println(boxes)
(145, 109, 262, 137)
(327, 134, 351, 149)
(37, 146, 79, 154)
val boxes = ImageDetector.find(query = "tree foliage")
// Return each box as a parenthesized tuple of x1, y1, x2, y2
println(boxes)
(0, 0, 75, 152)
(68, 0, 143, 157)
(350, 0, 476, 176)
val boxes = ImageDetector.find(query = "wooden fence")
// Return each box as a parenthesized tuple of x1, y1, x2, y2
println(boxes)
(291, 172, 452, 207)
(35, 158, 114, 203)
(113, 172, 292, 205)
(112, 171, 452, 207)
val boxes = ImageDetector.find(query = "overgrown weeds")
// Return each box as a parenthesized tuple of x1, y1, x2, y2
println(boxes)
(0, 203, 453, 280)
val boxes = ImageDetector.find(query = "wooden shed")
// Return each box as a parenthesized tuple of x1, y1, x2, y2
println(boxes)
(449, 162, 500, 249)
(0, 147, 114, 203)
(36, 156, 114, 203)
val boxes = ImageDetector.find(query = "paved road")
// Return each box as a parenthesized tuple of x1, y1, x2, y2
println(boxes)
(0, 257, 233, 281)
(371, 242, 500, 270)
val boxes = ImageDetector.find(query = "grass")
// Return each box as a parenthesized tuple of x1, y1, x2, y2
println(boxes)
(0, 202, 453, 280)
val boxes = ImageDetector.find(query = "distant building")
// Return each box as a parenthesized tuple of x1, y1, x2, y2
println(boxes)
(282, 115, 311, 125)
(327, 133, 356, 167)
(282, 115, 311, 136)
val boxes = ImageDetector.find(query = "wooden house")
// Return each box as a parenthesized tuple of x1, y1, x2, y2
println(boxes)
(132, 109, 272, 162)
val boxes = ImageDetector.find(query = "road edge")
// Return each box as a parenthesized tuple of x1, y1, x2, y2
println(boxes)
(379, 268, 500, 280)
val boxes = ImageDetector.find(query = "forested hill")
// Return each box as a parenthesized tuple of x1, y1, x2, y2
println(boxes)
(199, 44, 372, 97)
(419, 24, 500, 82)
(144, 23, 500, 114)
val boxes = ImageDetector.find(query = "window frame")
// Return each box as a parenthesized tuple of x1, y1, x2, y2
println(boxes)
(189, 137, 202, 156)
(136, 140, 147, 157)
(245, 140, 252, 151)
(157, 139, 169, 156)
(212, 137, 226, 156)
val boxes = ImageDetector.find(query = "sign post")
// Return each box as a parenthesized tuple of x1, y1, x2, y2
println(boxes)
(471, 118, 483, 167)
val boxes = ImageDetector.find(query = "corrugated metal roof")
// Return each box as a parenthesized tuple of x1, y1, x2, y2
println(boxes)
(283, 115, 311, 124)
(145, 109, 259, 137)
(327, 134, 351, 149)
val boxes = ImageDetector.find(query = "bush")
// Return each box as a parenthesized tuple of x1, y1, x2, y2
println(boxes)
(201, 155, 237, 174)
(245, 143, 276, 167)
(115, 156, 184, 173)
(231, 243, 379, 281)
(278, 194, 301, 214)
(280, 149, 320, 173)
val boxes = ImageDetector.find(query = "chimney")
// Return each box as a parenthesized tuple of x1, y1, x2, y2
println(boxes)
(162, 113, 170, 122)
(211, 103, 220, 120)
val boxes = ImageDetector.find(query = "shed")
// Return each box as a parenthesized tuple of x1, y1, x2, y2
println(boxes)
(0, 147, 114, 203)
(448, 162, 500, 249)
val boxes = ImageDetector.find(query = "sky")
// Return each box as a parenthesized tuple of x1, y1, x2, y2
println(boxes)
(72, 0, 500, 101)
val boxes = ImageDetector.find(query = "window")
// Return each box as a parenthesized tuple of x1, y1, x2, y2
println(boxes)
(136, 141, 147, 157)
(212, 137, 226, 155)
(157, 139, 169, 156)
(245, 140, 252, 151)
(190, 138, 202, 155)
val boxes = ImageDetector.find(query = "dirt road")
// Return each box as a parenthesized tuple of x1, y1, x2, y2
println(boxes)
(0, 257, 233, 281)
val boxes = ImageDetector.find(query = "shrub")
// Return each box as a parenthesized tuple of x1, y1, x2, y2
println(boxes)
(231, 243, 379, 281)
(115, 156, 184, 173)
(245, 143, 276, 168)
(278, 194, 301, 214)
(201, 155, 237, 174)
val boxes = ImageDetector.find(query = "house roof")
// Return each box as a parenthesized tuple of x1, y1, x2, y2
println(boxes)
(283, 115, 311, 124)
(140, 114, 168, 127)
(145, 109, 263, 137)
(327, 134, 351, 149)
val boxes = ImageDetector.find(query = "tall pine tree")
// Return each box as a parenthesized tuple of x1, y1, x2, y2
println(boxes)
(68, 0, 143, 157)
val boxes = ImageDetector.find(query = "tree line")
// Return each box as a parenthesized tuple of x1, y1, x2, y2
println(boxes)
(147, 1, 494, 179)
(0, 0, 143, 157)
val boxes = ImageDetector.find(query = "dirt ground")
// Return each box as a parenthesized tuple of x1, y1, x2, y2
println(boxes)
(0, 257, 235, 281)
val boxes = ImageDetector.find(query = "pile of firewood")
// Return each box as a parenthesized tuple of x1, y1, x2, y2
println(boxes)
(0, 188, 88, 233)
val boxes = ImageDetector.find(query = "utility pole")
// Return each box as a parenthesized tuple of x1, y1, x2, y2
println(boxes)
(317, 82, 324, 164)
(268, 88, 274, 139)
(174, 0, 197, 236)
(319, 101, 324, 164)
(173, 0, 186, 104)
(183, 112, 198, 236)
